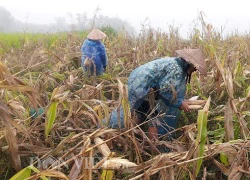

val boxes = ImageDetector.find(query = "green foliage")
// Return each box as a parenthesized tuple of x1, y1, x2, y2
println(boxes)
(0, 33, 23, 49)
(45, 101, 59, 139)
(220, 152, 229, 166)
(10, 165, 48, 180)
(208, 123, 225, 142)
(10, 166, 31, 180)
(101, 170, 114, 180)
(194, 109, 208, 177)
(0, 32, 71, 52)
(101, 26, 118, 37)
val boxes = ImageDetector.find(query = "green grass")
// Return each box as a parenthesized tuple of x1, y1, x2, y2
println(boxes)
(0, 33, 23, 49)
(0, 31, 88, 52)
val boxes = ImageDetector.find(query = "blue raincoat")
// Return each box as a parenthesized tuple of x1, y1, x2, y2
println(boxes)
(105, 57, 189, 135)
(81, 39, 108, 75)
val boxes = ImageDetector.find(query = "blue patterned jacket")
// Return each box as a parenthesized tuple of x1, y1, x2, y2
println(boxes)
(81, 39, 108, 75)
(103, 57, 189, 134)
(128, 57, 189, 110)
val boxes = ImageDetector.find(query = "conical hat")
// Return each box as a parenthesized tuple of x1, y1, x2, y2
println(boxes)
(87, 28, 107, 40)
(175, 49, 207, 75)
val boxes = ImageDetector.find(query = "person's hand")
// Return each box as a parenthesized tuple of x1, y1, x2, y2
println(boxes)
(179, 101, 190, 112)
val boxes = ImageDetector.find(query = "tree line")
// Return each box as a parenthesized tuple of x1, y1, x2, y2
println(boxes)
(0, 6, 136, 34)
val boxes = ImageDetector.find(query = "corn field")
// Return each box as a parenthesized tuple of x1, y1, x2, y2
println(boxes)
(0, 17, 250, 180)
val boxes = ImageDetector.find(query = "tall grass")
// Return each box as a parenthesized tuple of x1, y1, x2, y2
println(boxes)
(0, 18, 249, 179)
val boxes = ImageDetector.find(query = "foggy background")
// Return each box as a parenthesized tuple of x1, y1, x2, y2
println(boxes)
(0, 6, 136, 34)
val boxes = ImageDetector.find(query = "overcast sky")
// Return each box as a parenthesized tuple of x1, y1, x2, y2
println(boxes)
(1, 0, 250, 37)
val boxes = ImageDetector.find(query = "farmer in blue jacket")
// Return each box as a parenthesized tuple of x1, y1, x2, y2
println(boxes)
(81, 28, 108, 76)
(105, 49, 207, 142)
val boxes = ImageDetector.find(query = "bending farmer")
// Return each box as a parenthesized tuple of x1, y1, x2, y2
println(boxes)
(106, 49, 207, 142)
